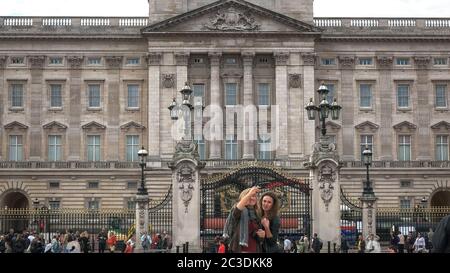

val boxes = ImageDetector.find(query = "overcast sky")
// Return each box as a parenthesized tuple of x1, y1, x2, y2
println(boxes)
(0, 0, 449, 17)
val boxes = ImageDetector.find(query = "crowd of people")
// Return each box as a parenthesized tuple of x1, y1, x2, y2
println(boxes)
(0, 227, 172, 253)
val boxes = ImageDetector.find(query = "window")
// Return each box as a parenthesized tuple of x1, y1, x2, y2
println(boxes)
(48, 135, 62, 161)
(127, 199, 136, 210)
(434, 58, 447, 65)
(11, 84, 24, 108)
(435, 84, 447, 108)
(49, 201, 60, 210)
(397, 84, 410, 108)
(400, 180, 412, 188)
(127, 181, 137, 189)
(225, 83, 237, 106)
(194, 139, 206, 160)
(88, 84, 101, 108)
(193, 58, 204, 64)
(258, 136, 271, 160)
(225, 57, 237, 64)
(127, 84, 139, 108)
(321, 58, 335, 65)
(359, 84, 372, 108)
(359, 58, 373, 65)
(11, 57, 24, 64)
(396, 58, 410, 65)
(87, 57, 101, 65)
(225, 135, 238, 160)
(50, 84, 62, 108)
(49, 57, 63, 65)
(325, 83, 335, 103)
(193, 84, 205, 107)
(436, 135, 449, 161)
(126, 135, 140, 162)
(87, 135, 101, 161)
(400, 199, 411, 209)
(258, 83, 270, 106)
(259, 57, 269, 64)
(9, 135, 23, 161)
(88, 181, 99, 189)
(360, 135, 373, 159)
(87, 200, 99, 210)
(398, 135, 411, 161)
(126, 58, 140, 65)
(49, 182, 60, 189)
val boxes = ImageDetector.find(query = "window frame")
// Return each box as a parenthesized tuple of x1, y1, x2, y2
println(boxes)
(434, 83, 448, 109)
(398, 135, 412, 161)
(8, 135, 24, 161)
(396, 83, 411, 110)
(87, 135, 101, 161)
(48, 135, 62, 161)
(435, 135, 449, 161)
(359, 83, 373, 109)
(126, 135, 140, 162)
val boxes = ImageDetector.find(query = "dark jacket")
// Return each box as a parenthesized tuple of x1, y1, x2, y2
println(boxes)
(432, 214, 450, 253)
(262, 216, 281, 253)
(227, 206, 262, 253)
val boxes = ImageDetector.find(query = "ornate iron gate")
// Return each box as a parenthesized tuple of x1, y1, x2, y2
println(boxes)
(340, 187, 362, 246)
(200, 164, 311, 252)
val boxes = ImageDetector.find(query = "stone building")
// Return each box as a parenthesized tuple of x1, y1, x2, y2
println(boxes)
(0, 0, 449, 210)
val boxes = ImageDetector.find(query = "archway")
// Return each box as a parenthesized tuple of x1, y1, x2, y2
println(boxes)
(0, 191, 30, 233)
(430, 190, 450, 207)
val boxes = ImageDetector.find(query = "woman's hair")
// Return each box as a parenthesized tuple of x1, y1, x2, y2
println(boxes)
(257, 191, 279, 220)
(237, 187, 259, 210)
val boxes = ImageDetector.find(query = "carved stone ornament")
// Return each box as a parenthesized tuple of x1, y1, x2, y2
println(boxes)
(318, 164, 337, 211)
(0, 56, 7, 69)
(28, 56, 45, 69)
(177, 164, 195, 213)
(289, 74, 302, 88)
(175, 52, 189, 66)
(105, 56, 123, 68)
(203, 6, 260, 31)
(146, 52, 162, 66)
(338, 56, 355, 69)
(302, 53, 316, 66)
(161, 74, 175, 88)
(67, 56, 84, 69)
(274, 52, 289, 66)
(376, 56, 393, 69)
(414, 57, 431, 68)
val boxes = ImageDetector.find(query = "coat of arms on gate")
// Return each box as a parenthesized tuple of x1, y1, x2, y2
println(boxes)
(203, 7, 260, 31)
(318, 165, 337, 211)
(177, 164, 195, 213)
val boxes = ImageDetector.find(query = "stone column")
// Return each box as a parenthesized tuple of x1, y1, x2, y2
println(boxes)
(360, 194, 377, 239)
(105, 56, 123, 160)
(414, 57, 432, 160)
(302, 53, 316, 158)
(306, 138, 341, 251)
(377, 56, 394, 160)
(67, 56, 83, 161)
(208, 52, 222, 159)
(169, 141, 205, 253)
(274, 52, 289, 159)
(0, 56, 6, 159)
(338, 56, 356, 161)
(242, 51, 255, 159)
(134, 191, 149, 252)
(28, 56, 45, 161)
(147, 52, 162, 159)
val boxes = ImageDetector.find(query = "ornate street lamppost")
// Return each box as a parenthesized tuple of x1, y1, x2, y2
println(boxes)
(306, 83, 342, 137)
(137, 146, 148, 195)
(362, 145, 374, 196)
(168, 82, 195, 141)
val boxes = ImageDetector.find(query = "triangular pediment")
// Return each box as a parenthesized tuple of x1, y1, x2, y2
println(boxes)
(141, 0, 321, 34)
(316, 121, 341, 130)
(82, 121, 106, 130)
(393, 121, 417, 131)
(120, 121, 146, 130)
(355, 121, 380, 131)
(431, 121, 450, 130)
(4, 121, 28, 130)
(43, 121, 67, 130)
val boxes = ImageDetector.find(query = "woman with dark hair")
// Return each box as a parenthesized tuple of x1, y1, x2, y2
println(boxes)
(223, 186, 265, 253)
(258, 191, 282, 253)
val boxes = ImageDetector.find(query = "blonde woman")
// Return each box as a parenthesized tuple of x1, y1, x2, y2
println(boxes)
(223, 186, 265, 253)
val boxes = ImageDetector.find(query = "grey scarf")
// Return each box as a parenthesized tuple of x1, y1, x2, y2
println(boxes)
(223, 206, 258, 248)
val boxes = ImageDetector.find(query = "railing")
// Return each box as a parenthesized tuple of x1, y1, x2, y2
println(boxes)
(314, 17, 450, 30)
(0, 16, 148, 28)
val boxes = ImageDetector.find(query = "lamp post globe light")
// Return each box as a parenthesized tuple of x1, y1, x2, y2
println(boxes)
(306, 83, 342, 137)
(362, 145, 374, 196)
(137, 146, 148, 195)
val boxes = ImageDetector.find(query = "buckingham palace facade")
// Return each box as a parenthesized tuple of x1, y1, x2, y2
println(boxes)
(0, 0, 449, 210)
